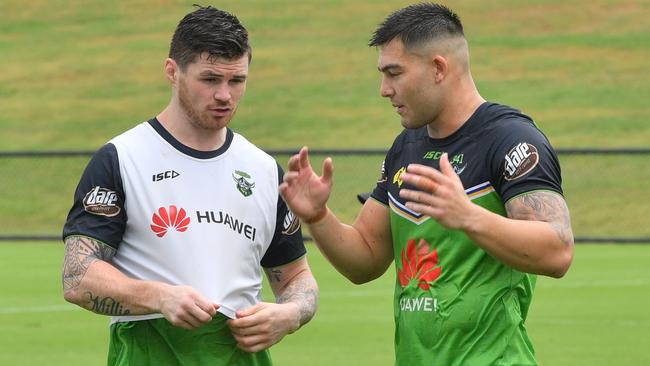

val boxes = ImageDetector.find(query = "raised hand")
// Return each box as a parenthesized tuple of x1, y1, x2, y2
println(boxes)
(279, 146, 333, 223)
(398, 153, 474, 230)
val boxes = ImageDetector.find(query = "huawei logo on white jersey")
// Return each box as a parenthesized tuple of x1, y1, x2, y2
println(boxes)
(150, 205, 190, 237)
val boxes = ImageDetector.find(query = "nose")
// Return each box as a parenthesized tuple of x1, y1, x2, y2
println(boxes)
(213, 84, 231, 103)
(380, 76, 394, 98)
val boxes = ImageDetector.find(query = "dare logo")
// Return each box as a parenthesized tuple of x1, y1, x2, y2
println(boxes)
(504, 142, 539, 181)
(83, 186, 121, 217)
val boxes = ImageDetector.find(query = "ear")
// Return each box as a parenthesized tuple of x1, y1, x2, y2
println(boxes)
(164, 58, 179, 85)
(431, 55, 449, 83)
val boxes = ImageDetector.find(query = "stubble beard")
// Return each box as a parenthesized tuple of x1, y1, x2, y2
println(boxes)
(178, 80, 232, 131)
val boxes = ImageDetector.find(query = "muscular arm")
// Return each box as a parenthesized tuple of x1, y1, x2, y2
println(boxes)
(62, 235, 218, 328)
(267, 257, 318, 330)
(306, 199, 394, 284)
(226, 257, 319, 352)
(399, 155, 574, 278)
(279, 146, 393, 284)
(464, 191, 574, 277)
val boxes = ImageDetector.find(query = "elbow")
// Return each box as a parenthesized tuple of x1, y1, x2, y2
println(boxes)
(545, 245, 574, 279)
(346, 270, 382, 285)
(63, 287, 82, 305)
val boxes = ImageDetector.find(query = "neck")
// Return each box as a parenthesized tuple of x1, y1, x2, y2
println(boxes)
(427, 78, 485, 139)
(157, 103, 228, 151)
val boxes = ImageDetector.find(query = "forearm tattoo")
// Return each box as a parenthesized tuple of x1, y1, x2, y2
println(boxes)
(86, 292, 131, 316)
(63, 236, 132, 315)
(505, 191, 574, 246)
(270, 267, 318, 327)
(63, 236, 116, 291)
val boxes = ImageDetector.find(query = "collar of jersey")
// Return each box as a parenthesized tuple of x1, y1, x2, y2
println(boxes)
(148, 117, 234, 159)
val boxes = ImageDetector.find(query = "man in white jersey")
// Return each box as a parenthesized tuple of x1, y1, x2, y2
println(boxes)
(62, 6, 318, 365)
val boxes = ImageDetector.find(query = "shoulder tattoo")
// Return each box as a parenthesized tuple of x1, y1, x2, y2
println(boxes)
(505, 191, 574, 246)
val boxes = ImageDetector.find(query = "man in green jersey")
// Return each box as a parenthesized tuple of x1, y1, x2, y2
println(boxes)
(280, 3, 573, 365)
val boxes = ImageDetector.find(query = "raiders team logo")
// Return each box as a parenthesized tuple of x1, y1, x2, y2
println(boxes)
(393, 167, 406, 187)
(83, 186, 121, 217)
(504, 142, 539, 181)
(233, 170, 255, 197)
(281, 210, 301, 235)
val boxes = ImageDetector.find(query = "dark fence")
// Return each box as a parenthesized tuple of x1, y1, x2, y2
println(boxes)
(1, 148, 649, 244)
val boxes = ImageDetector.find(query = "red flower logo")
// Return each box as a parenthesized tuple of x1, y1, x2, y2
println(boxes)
(398, 238, 441, 290)
(150, 205, 190, 237)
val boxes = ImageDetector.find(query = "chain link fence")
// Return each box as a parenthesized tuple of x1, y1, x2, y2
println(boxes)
(1, 149, 649, 243)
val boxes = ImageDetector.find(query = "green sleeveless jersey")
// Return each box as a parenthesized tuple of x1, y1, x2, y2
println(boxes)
(371, 103, 563, 365)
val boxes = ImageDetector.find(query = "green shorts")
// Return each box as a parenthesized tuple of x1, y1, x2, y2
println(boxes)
(107, 313, 272, 366)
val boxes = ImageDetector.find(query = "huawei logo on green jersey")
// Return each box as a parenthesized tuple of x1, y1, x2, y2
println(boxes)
(233, 170, 255, 197)
(398, 238, 441, 291)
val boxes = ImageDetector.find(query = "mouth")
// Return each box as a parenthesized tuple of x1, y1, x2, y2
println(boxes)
(392, 103, 404, 115)
(209, 107, 231, 117)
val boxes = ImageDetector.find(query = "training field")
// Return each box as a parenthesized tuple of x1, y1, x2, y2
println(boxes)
(1, 243, 649, 365)
(1, 0, 649, 365)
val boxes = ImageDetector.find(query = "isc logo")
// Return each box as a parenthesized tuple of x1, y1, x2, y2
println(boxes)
(152, 170, 180, 182)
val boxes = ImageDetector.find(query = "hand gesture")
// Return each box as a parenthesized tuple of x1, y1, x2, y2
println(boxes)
(159, 284, 219, 330)
(279, 146, 333, 223)
(227, 302, 300, 353)
(398, 153, 475, 230)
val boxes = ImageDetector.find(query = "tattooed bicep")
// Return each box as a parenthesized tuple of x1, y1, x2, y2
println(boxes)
(505, 191, 574, 246)
(505, 191, 567, 221)
(64, 236, 116, 261)
(63, 236, 116, 291)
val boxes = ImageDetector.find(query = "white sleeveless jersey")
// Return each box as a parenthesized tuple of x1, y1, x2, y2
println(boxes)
(63, 119, 305, 322)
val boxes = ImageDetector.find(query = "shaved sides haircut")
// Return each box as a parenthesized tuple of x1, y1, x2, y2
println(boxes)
(369, 2, 464, 50)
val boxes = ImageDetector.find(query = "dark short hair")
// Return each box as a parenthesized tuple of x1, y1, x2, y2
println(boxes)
(169, 5, 251, 69)
(369, 2, 464, 49)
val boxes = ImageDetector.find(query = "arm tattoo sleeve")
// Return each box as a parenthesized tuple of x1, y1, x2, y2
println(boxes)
(62, 237, 132, 316)
(268, 267, 318, 327)
(63, 236, 116, 292)
(505, 191, 574, 246)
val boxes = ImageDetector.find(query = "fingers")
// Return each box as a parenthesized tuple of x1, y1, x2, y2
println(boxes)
(322, 157, 333, 184)
(299, 146, 311, 170)
(287, 154, 300, 172)
(235, 302, 264, 319)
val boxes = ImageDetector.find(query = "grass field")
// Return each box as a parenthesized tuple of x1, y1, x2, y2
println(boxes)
(1, 243, 649, 365)
(1, 0, 650, 365)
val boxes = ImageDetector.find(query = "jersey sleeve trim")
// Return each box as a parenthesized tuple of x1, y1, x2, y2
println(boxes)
(503, 188, 565, 206)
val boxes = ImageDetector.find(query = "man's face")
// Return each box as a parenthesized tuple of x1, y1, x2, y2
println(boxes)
(176, 53, 249, 131)
(377, 39, 440, 129)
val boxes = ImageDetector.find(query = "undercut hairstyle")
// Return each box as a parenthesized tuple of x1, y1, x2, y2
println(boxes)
(369, 2, 464, 50)
(169, 5, 251, 70)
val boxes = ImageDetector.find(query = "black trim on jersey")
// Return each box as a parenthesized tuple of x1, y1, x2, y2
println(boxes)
(148, 117, 234, 159)
(260, 163, 307, 268)
(371, 102, 563, 206)
(62, 143, 127, 249)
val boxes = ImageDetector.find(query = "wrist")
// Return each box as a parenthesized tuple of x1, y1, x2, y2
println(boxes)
(303, 206, 329, 225)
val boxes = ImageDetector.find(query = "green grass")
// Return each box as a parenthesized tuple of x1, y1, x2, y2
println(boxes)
(1, 0, 649, 364)
(1, 243, 649, 365)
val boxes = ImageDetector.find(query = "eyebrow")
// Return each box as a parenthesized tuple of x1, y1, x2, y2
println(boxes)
(199, 71, 247, 79)
(378, 64, 402, 73)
